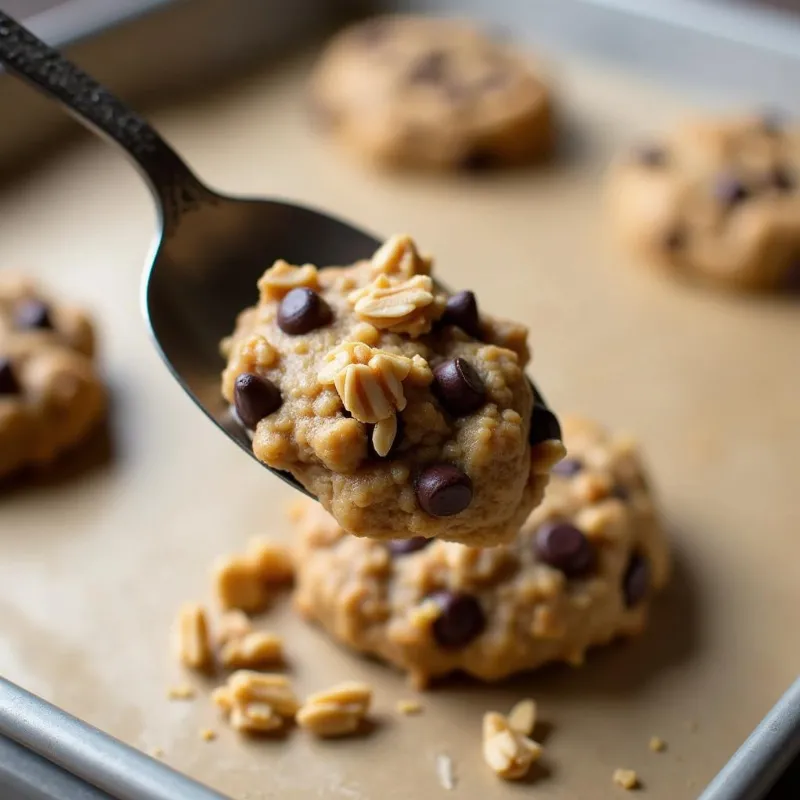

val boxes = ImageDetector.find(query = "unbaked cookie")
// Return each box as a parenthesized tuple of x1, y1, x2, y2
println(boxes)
(0, 275, 106, 479)
(607, 114, 800, 292)
(309, 15, 553, 169)
(292, 416, 671, 687)
(220, 234, 564, 546)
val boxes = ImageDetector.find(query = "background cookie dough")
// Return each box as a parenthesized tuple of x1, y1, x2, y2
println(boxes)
(292, 416, 671, 688)
(309, 15, 553, 170)
(221, 235, 563, 546)
(607, 113, 800, 292)
(0, 275, 106, 479)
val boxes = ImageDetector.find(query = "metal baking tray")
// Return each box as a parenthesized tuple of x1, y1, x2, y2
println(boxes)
(0, 1, 798, 798)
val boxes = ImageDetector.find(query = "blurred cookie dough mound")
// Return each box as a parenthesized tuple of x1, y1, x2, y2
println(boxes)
(0, 275, 106, 480)
(309, 15, 553, 170)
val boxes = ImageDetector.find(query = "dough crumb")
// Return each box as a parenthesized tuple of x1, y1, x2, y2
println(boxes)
(613, 768, 639, 790)
(200, 728, 217, 742)
(483, 710, 543, 780)
(436, 754, 456, 790)
(296, 681, 372, 738)
(649, 736, 666, 752)
(216, 609, 253, 645)
(246, 538, 295, 585)
(396, 698, 423, 715)
(167, 684, 196, 701)
(174, 603, 213, 672)
(212, 555, 271, 614)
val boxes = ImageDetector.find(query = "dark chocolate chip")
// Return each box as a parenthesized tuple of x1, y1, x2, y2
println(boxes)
(0, 357, 20, 395)
(387, 536, 432, 556)
(623, 554, 650, 607)
(277, 288, 332, 335)
(408, 51, 448, 84)
(664, 225, 687, 252)
(529, 404, 562, 446)
(552, 458, 583, 477)
(714, 174, 750, 208)
(415, 464, 473, 517)
(433, 358, 486, 416)
(234, 373, 282, 429)
(611, 484, 629, 500)
(534, 521, 594, 577)
(761, 110, 784, 135)
(771, 166, 795, 192)
(354, 17, 390, 46)
(14, 299, 52, 330)
(367, 415, 404, 459)
(459, 149, 495, 171)
(442, 290, 481, 338)
(634, 144, 667, 168)
(428, 591, 486, 649)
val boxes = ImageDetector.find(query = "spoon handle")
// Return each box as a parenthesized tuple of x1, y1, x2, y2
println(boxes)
(0, 12, 207, 229)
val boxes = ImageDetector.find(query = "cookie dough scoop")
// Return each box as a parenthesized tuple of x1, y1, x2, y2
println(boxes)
(0, 14, 561, 528)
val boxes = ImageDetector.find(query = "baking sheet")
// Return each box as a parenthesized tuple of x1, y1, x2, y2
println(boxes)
(0, 39, 798, 800)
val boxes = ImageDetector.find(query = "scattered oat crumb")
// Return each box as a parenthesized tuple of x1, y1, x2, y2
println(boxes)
(200, 728, 217, 742)
(396, 699, 423, 715)
(296, 681, 372, 738)
(507, 698, 537, 736)
(436, 753, 456, 790)
(213, 555, 271, 614)
(167, 684, 196, 701)
(649, 736, 666, 752)
(216, 609, 253, 645)
(220, 631, 284, 669)
(149, 747, 164, 759)
(613, 768, 639, 790)
(483, 711, 542, 780)
(174, 603, 213, 672)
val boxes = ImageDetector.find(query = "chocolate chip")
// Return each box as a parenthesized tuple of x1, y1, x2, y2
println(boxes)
(367, 415, 404, 459)
(535, 521, 594, 577)
(0, 358, 20, 395)
(664, 225, 687, 252)
(714, 175, 750, 208)
(415, 464, 473, 517)
(387, 537, 432, 556)
(634, 144, 667, 167)
(14, 299, 52, 330)
(433, 358, 486, 416)
(277, 288, 332, 335)
(234, 372, 281, 429)
(623, 554, 650, 607)
(552, 458, 582, 477)
(529, 404, 562, 446)
(459, 149, 495, 171)
(771, 166, 794, 192)
(408, 51, 448, 84)
(428, 591, 486, 649)
(442, 290, 481, 338)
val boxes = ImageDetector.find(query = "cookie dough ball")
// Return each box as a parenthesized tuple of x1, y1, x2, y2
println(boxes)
(607, 113, 800, 292)
(220, 235, 563, 546)
(291, 416, 671, 687)
(0, 275, 106, 479)
(309, 15, 553, 170)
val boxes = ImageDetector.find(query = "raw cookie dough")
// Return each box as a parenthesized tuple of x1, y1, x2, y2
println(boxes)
(0, 275, 106, 479)
(607, 113, 800, 292)
(291, 416, 671, 687)
(309, 15, 553, 170)
(220, 235, 563, 545)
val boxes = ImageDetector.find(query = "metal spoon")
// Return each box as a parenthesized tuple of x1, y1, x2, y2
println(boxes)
(0, 12, 557, 499)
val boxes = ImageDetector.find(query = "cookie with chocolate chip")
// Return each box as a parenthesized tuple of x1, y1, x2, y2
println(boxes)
(292, 416, 671, 687)
(309, 15, 553, 170)
(0, 274, 106, 480)
(607, 114, 800, 292)
(220, 234, 563, 545)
